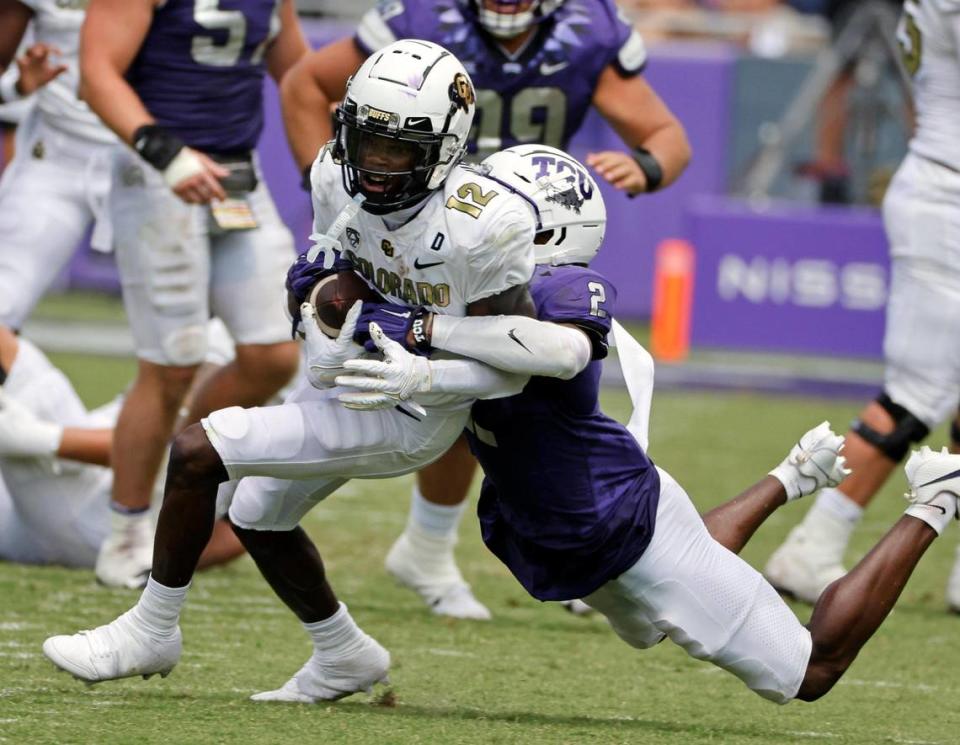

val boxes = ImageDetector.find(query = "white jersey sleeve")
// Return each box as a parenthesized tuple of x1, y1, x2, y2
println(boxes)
(442, 170, 537, 304)
(309, 145, 342, 235)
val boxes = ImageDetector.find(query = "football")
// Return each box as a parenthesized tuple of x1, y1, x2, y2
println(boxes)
(306, 270, 383, 338)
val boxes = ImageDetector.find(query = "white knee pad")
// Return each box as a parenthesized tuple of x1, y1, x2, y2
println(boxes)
(162, 324, 208, 366)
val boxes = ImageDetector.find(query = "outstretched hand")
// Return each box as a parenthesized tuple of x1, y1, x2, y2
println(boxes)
(14, 43, 68, 97)
(769, 421, 851, 501)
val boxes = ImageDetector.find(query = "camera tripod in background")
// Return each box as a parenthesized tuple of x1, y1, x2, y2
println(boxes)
(737, 1, 913, 206)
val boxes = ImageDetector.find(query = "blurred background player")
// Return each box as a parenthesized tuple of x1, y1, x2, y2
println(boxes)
(0, 325, 243, 572)
(0, 0, 113, 331)
(764, 0, 960, 610)
(78, 0, 306, 587)
(280, 0, 692, 619)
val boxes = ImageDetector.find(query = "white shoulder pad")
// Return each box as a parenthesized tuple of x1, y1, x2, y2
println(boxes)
(442, 166, 537, 303)
(356, 6, 400, 52)
(934, 0, 960, 12)
(310, 148, 345, 235)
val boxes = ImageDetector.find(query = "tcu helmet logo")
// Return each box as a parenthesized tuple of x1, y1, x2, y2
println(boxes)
(545, 184, 584, 214)
(530, 154, 594, 213)
(449, 72, 475, 113)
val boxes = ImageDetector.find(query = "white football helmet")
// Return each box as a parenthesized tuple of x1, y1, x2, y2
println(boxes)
(333, 39, 475, 214)
(471, 0, 565, 39)
(481, 144, 606, 266)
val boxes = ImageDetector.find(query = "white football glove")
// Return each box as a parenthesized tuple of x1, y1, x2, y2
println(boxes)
(336, 322, 432, 411)
(301, 301, 365, 388)
(769, 420, 851, 501)
(0, 387, 63, 459)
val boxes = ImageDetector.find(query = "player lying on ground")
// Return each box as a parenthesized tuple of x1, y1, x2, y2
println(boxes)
(333, 145, 960, 703)
(41, 39, 549, 697)
(0, 325, 242, 571)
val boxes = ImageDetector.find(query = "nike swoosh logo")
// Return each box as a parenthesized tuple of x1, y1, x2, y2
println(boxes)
(382, 309, 411, 319)
(507, 328, 532, 353)
(414, 258, 445, 269)
(920, 468, 960, 488)
(539, 61, 569, 76)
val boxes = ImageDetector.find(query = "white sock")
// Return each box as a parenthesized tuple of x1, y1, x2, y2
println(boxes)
(792, 489, 860, 566)
(407, 484, 467, 539)
(303, 603, 367, 656)
(813, 487, 864, 525)
(133, 576, 188, 638)
(905, 492, 956, 536)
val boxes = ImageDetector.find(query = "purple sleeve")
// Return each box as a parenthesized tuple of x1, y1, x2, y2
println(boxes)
(599, 0, 648, 76)
(531, 267, 617, 358)
(354, 1, 417, 55)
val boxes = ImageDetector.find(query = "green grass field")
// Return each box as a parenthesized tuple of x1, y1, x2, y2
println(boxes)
(2, 351, 958, 745)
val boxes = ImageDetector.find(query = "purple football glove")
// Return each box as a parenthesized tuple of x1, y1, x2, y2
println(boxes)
(285, 249, 355, 337)
(353, 302, 434, 356)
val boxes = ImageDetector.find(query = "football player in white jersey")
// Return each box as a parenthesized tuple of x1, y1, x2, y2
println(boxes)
(0, 324, 244, 571)
(41, 40, 546, 700)
(281, 0, 692, 620)
(0, 0, 116, 329)
(764, 0, 960, 611)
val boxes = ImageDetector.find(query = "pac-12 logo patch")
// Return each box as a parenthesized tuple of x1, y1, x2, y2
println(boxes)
(346, 228, 361, 248)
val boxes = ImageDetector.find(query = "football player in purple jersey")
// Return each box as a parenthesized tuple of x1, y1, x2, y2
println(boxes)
(77, 0, 307, 588)
(280, 0, 691, 620)
(337, 145, 960, 704)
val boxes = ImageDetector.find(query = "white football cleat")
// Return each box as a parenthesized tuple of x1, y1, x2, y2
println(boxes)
(42, 609, 181, 684)
(95, 509, 154, 589)
(763, 522, 847, 604)
(251, 637, 390, 703)
(385, 531, 492, 621)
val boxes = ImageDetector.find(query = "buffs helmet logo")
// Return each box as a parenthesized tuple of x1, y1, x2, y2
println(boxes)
(449, 73, 475, 113)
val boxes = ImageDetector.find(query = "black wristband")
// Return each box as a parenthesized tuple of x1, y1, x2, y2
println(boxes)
(410, 308, 433, 355)
(632, 147, 664, 193)
(300, 164, 312, 192)
(132, 124, 186, 171)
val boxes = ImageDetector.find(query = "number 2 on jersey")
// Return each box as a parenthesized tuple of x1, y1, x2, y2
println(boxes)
(588, 282, 608, 318)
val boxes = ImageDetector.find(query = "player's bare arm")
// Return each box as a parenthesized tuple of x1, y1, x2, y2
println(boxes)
(280, 38, 366, 171)
(80, 0, 228, 203)
(588, 65, 692, 194)
(264, 0, 308, 85)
